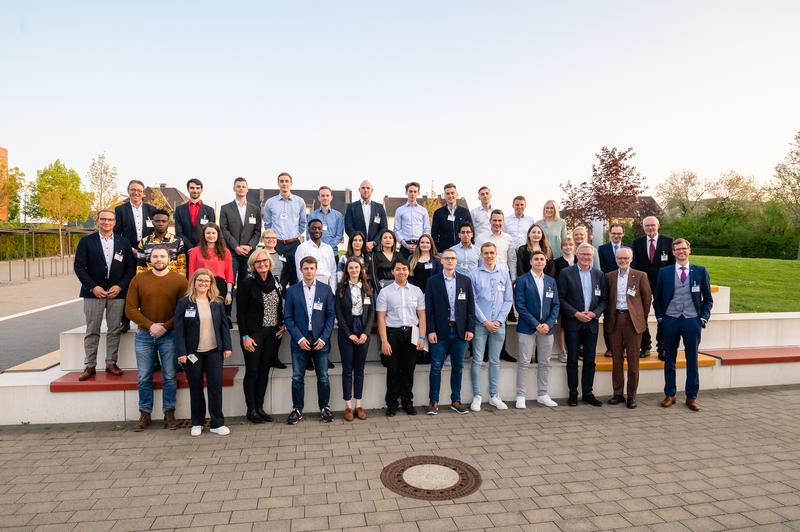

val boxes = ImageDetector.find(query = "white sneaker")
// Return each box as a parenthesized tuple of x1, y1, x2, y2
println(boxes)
(537, 395, 558, 408)
(210, 425, 230, 436)
(515, 396, 527, 409)
(489, 395, 508, 410)
(190, 426, 202, 437)
(470, 395, 482, 412)
(558, 353, 568, 363)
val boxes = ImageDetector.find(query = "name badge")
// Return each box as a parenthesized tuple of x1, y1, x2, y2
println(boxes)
(424, 262, 433, 270)
(457, 290, 467, 300)
(313, 300, 324, 311)
(145, 218, 154, 228)
(322, 223, 328, 231)
(363, 297, 371, 305)
(248, 215, 256, 225)
(661, 251, 668, 262)
(594, 287, 601, 296)
(200, 217, 208, 225)
(545, 288, 554, 299)
(187, 354, 198, 364)
(691, 283, 701, 293)
(278, 254, 286, 262)
(185, 308, 197, 318)
(447, 214, 456, 222)
(279, 212, 288, 219)
(627, 287, 637, 296)
(497, 282, 505, 292)
(373, 215, 381, 224)
(113, 251, 124, 262)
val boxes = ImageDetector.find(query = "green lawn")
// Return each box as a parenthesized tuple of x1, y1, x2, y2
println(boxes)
(692, 255, 800, 313)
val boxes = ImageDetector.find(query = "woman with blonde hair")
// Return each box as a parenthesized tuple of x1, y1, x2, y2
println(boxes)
(536, 200, 568, 258)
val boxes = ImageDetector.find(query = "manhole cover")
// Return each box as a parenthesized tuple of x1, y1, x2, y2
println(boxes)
(380, 455, 481, 500)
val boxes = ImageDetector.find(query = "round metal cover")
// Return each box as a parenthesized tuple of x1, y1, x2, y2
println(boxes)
(380, 455, 481, 500)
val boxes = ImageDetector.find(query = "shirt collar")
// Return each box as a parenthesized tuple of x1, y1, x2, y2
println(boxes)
(349, 281, 362, 289)
(676, 262, 690, 272)
(530, 270, 544, 280)
(443, 271, 456, 281)
(99, 232, 114, 241)
(304, 280, 317, 290)
(236, 198, 247, 207)
(478, 263, 497, 273)
(618, 268, 629, 278)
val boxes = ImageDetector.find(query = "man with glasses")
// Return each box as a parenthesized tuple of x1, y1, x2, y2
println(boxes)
(451, 221, 479, 276)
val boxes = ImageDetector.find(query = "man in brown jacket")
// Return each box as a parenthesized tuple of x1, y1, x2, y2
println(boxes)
(604, 247, 652, 408)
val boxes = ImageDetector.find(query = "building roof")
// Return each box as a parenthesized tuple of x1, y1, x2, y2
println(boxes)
(250, 188, 352, 213)
(143, 185, 189, 212)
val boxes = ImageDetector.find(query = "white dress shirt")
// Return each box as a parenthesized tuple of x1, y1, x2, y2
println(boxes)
(376, 282, 425, 328)
(470, 205, 493, 238)
(616, 268, 629, 310)
(131, 203, 144, 242)
(294, 239, 337, 291)
(504, 214, 535, 249)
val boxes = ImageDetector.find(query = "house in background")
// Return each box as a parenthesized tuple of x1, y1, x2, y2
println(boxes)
(249, 188, 352, 215)
(144, 184, 189, 214)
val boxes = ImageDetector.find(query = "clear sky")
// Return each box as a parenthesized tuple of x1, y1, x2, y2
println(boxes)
(2, 1, 799, 214)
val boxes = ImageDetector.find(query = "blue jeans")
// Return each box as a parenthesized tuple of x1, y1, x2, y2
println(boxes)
(429, 326, 467, 404)
(291, 341, 331, 412)
(471, 322, 505, 397)
(135, 330, 176, 414)
(662, 315, 701, 399)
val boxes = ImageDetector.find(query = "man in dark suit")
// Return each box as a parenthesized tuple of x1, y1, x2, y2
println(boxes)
(283, 256, 336, 425)
(219, 177, 262, 285)
(73, 209, 136, 381)
(557, 243, 608, 407)
(114, 179, 157, 252)
(430, 183, 472, 253)
(344, 180, 388, 253)
(632, 216, 675, 359)
(174, 178, 216, 249)
(597, 223, 628, 357)
(654, 238, 713, 412)
(425, 249, 475, 415)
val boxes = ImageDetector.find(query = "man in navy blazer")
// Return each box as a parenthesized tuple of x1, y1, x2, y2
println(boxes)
(344, 180, 388, 252)
(283, 256, 336, 424)
(557, 243, 608, 407)
(430, 183, 473, 253)
(654, 238, 713, 412)
(114, 179, 157, 252)
(73, 209, 136, 381)
(425, 249, 475, 414)
(174, 178, 216, 249)
(514, 250, 560, 409)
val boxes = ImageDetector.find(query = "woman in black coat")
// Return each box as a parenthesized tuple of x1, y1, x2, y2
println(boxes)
(236, 249, 286, 424)
(335, 257, 375, 422)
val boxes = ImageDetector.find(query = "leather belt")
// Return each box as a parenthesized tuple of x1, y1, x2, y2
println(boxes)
(277, 238, 299, 245)
(616, 309, 629, 314)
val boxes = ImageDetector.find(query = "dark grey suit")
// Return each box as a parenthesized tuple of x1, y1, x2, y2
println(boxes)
(219, 200, 262, 283)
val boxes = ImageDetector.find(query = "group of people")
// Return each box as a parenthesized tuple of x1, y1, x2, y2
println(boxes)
(72, 173, 713, 435)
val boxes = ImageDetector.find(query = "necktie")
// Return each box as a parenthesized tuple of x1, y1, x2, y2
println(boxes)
(613, 244, 618, 255)
(680, 266, 687, 284)
(648, 239, 655, 262)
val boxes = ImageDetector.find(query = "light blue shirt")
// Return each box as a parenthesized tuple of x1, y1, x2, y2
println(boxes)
(450, 243, 479, 275)
(393, 203, 430, 245)
(578, 266, 593, 312)
(470, 264, 513, 324)
(263, 193, 307, 240)
(443, 272, 457, 321)
(307, 207, 345, 251)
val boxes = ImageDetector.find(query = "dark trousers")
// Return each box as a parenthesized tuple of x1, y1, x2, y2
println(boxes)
(609, 312, 642, 398)
(339, 316, 369, 401)
(241, 326, 280, 411)
(385, 326, 417, 409)
(184, 349, 224, 428)
(640, 322, 664, 354)
(662, 315, 701, 400)
(276, 241, 300, 285)
(564, 323, 599, 396)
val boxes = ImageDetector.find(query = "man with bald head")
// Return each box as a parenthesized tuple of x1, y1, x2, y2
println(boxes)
(344, 180, 388, 252)
(632, 216, 674, 359)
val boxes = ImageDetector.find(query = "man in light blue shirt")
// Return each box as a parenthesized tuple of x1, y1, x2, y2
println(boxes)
(307, 186, 344, 262)
(393, 181, 430, 259)
(263, 172, 307, 285)
(450, 221, 479, 276)
(469, 242, 513, 412)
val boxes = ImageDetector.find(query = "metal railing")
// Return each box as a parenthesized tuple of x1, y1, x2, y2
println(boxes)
(0, 227, 93, 283)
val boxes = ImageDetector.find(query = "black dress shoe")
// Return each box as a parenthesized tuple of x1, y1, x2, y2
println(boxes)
(403, 405, 417, 416)
(582, 395, 603, 407)
(639, 350, 649, 358)
(272, 360, 287, 369)
(256, 408, 273, 422)
(483, 352, 489, 363)
(657, 351, 665, 361)
(306, 358, 315, 372)
(626, 398, 637, 409)
(568, 394, 578, 407)
(247, 410, 264, 424)
(500, 352, 517, 363)
(607, 395, 625, 405)
(328, 360, 335, 369)
(120, 321, 130, 333)
(386, 408, 397, 417)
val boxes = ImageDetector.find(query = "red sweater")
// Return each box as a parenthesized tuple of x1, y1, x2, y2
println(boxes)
(188, 247, 234, 284)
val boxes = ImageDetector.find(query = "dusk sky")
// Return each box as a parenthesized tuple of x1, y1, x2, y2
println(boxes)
(3, 1, 799, 213)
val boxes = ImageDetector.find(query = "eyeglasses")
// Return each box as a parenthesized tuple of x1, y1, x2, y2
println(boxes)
(254, 259, 270, 265)
(98, 218, 115, 222)
(442, 257, 457, 261)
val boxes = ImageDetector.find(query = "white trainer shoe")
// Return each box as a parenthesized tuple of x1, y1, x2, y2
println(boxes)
(190, 426, 202, 437)
(489, 395, 508, 410)
(515, 396, 527, 409)
(210, 426, 230, 436)
(558, 353, 568, 363)
(470, 395, 482, 412)
(537, 395, 558, 407)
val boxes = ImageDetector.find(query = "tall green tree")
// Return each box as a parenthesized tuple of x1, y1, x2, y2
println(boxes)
(773, 131, 800, 259)
(0, 160, 24, 222)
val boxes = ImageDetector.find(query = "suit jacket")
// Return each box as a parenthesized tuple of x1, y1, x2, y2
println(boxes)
(284, 281, 336, 345)
(604, 268, 652, 334)
(219, 200, 262, 251)
(174, 201, 216, 248)
(653, 264, 713, 323)
(173, 297, 233, 356)
(114, 201, 156, 248)
(74, 232, 136, 298)
(235, 272, 284, 338)
(514, 272, 560, 335)
(424, 272, 475, 339)
(430, 205, 472, 253)
(344, 200, 388, 246)
(334, 283, 376, 338)
(556, 264, 608, 332)
(632, 234, 675, 287)
(598, 242, 630, 274)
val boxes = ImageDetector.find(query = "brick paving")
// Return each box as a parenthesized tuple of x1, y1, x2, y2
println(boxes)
(1, 385, 800, 531)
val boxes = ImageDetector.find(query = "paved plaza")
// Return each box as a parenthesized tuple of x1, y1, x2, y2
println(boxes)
(1, 385, 800, 532)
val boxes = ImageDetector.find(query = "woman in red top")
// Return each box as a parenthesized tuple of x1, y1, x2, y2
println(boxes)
(189, 223, 234, 316)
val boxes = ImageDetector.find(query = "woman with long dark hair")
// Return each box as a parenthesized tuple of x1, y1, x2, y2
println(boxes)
(409, 234, 442, 293)
(188, 223, 234, 317)
(337, 231, 371, 283)
(516, 224, 555, 278)
(371, 229, 400, 294)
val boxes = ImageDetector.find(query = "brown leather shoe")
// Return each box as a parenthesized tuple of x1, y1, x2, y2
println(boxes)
(105, 363, 123, 376)
(355, 407, 367, 420)
(686, 399, 701, 411)
(78, 367, 96, 381)
(134, 411, 151, 432)
(660, 396, 676, 408)
(163, 409, 179, 430)
(344, 408, 354, 422)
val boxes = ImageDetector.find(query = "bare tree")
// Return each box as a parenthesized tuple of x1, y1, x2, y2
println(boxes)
(655, 170, 710, 216)
(87, 152, 120, 211)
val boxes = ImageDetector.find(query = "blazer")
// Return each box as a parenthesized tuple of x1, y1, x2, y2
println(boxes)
(430, 205, 472, 253)
(174, 201, 216, 248)
(235, 272, 284, 338)
(556, 264, 608, 333)
(74, 232, 136, 298)
(604, 268, 652, 334)
(598, 242, 630, 274)
(219, 200, 262, 251)
(334, 283, 376, 337)
(653, 264, 713, 323)
(344, 200, 388, 246)
(283, 281, 336, 345)
(424, 272, 476, 339)
(114, 201, 157, 247)
(515, 245, 556, 278)
(173, 297, 232, 356)
(514, 272, 560, 335)
(632, 234, 675, 287)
